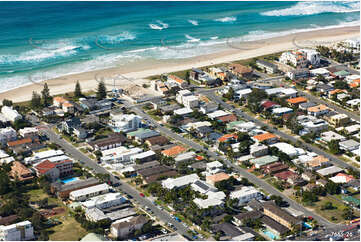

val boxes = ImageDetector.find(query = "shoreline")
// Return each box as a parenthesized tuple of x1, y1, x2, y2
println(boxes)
(0, 25, 359, 103)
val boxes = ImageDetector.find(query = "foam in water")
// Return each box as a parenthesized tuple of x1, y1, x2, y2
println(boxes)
(261, 1, 360, 16)
(188, 19, 199, 26)
(214, 16, 237, 22)
(149, 20, 169, 30)
(97, 32, 136, 44)
(185, 34, 200, 43)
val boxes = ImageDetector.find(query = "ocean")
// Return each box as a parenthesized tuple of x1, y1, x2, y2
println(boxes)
(0, 1, 359, 92)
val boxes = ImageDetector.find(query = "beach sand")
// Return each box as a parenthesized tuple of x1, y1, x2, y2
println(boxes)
(0, 26, 359, 103)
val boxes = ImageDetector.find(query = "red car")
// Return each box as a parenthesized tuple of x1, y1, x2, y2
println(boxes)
(139, 193, 145, 197)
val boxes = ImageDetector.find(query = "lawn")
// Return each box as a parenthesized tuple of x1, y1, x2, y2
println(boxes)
(27, 189, 87, 241)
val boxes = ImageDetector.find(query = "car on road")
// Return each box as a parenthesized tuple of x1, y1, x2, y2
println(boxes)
(139, 193, 145, 197)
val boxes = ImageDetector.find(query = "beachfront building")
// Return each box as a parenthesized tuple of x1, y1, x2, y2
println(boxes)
(0, 221, 34, 241)
(108, 112, 142, 133)
(279, 51, 308, 68)
(256, 60, 278, 74)
(1, 106, 22, 122)
(299, 49, 320, 66)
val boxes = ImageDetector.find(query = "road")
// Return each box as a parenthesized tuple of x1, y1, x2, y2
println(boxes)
(126, 102, 343, 229)
(202, 91, 359, 172)
(41, 127, 194, 240)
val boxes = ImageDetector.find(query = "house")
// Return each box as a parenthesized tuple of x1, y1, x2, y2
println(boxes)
(299, 102, 317, 111)
(316, 83, 334, 94)
(168, 75, 188, 89)
(173, 107, 193, 116)
(287, 68, 310, 80)
(190, 68, 204, 80)
(263, 162, 289, 175)
(316, 179, 328, 187)
(217, 114, 237, 123)
(9, 161, 34, 182)
(306, 155, 330, 171)
(263, 202, 302, 230)
(272, 107, 293, 116)
(59, 117, 81, 134)
(126, 128, 160, 142)
(317, 166, 343, 177)
(218, 133, 238, 143)
(270, 142, 304, 158)
(274, 170, 296, 181)
(249, 143, 268, 157)
(229, 64, 253, 79)
(320, 131, 346, 143)
(161, 145, 186, 157)
(252, 132, 278, 144)
(327, 113, 350, 127)
(199, 103, 218, 114)
(144, 135, 169, 147)
(51, 177, 100, 199)
(89, 133, 127, 151)
(53, 96, 68, 107)
(206, 161, 224, 175)
(19, 127, 38, 139)
(339, 139, 359, 151)
(42, 107, 55, 116)
(162, 173, 199, 190)
(193, 191, 226, 209)
(211, 222, 244, 240)
(62, 102, 75, 113)
(287, 175, 306, 186)
(297, 115, 328, 134)
(1, 106, 22, 122)
(69, 183, 110, 201)
(110, 215, 148, 239)
(329, 173, 355, 184)
(235, 88, 252, 100)
(286, 97, 308, 106)
(175, 151, 196, 164)
(206, 172, 230, 186)
(307, 104, 330, 117)
(108, 113, 142, 132)
(230, 186, 262, 205)
(0, 127, 17, 146)
(138, 165, 178, 184)
(301, 171, 316, 182)
(101, 147, 143, 164)
(261, 100, 280, 111)
(0, 221, 34, 241)
(256, 60, 278, 73)
(73, 127, 87, 139)
(81, 192, 127, 210)
(250, 155, 279, 169)
(233, 210, 263, 226)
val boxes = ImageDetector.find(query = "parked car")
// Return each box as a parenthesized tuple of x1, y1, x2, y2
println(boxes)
(139, 193, 145, 197)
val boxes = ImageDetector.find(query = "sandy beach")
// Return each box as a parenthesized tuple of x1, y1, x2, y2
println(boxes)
(0, 25, 359, 103)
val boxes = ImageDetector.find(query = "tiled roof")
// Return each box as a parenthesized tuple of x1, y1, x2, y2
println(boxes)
(218, 133, 237, 142)
(253, 132, 277, 142)
(206, 172, 230, 183)
(9, 161, 34, 181)
(7, 138, 32, 147)
(161, 145, 186, 157)
(307, 155, 329, 167)
(168, 75, 185, 84)
(286, 97, 308, 104)
(274, 170, 295, 180)
(34, 160, 57, 174)
(217, 114, 237, 123)
(307, 104, 329, 113)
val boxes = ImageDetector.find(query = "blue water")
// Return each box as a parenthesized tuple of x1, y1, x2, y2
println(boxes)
(303, 222, 313, 230)
(263, 229, 279, 240)
(61, 177, 79, 184)
(0, 1, 359, 92)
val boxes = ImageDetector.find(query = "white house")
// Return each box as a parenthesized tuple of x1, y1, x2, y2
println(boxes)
(110, 215, 148, 239)
(0, 127, 17, 145)
(81, 193, 127, 210)
(19, 127, 38, 138)
(176, 90, 192, 104)
(279, 51, 308, 68)
(299, 49, 320, 66)
(108, 113, 142, 133)
(69, 183, 110, 201)
(229, 186, 263, 206)
(1, 106, 22, 122)
(162, 173, 199, 190)
(206, 161, 224, 175)
(0, 221, 34, 241)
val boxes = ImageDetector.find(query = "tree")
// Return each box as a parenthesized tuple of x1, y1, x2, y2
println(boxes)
(31, 91, 42, 109)
(96, 81, 107, 100)
(325, 181, 341, 195)
(342, 206, 354, 220)
(328, 140, 342, 154)
(2, 99, 13, 106)
(41, 83, 52, 107)
(74, 81, 82, 97)
(321, 201, 334, 210)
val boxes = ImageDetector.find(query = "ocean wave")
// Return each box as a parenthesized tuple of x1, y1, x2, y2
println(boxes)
(261, 1, 360, 16)
(97, 32, 136, 44)
(185, 34, 200, 43)
(214, 16, 236, 22)
(188, 20, 199, 26)
(149, 20, 169, 30)
(0, 42, 84, 65)
(210, 36, 219, 40)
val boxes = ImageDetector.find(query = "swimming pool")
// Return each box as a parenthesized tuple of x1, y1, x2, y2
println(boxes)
(303, 222, 312, 230)
(262, 229, 279, 240)
(61, 177, 79, 184)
